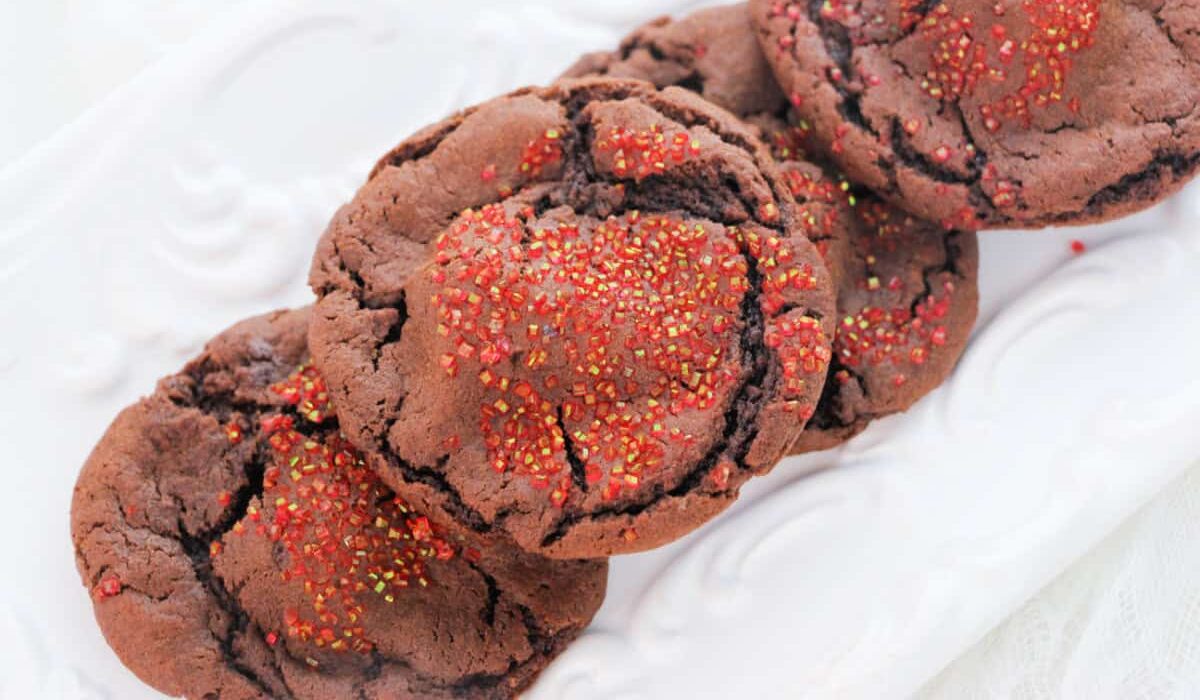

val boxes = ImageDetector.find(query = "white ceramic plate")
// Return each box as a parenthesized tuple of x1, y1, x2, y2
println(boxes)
(2, 1, 1198, 698)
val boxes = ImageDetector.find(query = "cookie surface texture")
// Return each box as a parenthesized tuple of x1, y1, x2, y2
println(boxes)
(309, 79, 837, 557)
(71, 308, 607, 700)
(565, 6, 980, 452)
(750, 0, 1200, 228)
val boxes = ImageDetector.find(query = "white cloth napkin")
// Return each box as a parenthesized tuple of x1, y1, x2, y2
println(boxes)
(921, 458, 1200, 700)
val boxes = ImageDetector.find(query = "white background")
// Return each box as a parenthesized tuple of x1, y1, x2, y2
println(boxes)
(2, 2, 1199, 698)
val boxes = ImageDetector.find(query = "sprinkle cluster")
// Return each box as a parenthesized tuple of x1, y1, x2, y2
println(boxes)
(745, 231, 831, 421)
(270, 362, 332, 423)
(834, 200, 956, 388)
(482, 127, 565, 196)
(595, 125, 702, 180)
(769, 1, 1098, 129)
(224, 364, 459, 658)
(778, 161, 960, 390)
(768, 115, 821, 163)
(767, 0, 1101, 199)
(518, 128, 564, 178)
(819, 0, 927, 36)
(767, 1, 925, 46)
(783, 167, 851, 252)
(918, 1, 1099, 127)
(834, 280, 954, 388)
(429, 203, 827, 505)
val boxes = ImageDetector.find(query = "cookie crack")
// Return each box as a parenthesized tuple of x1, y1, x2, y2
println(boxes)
(557, 405, 590, 495)
(166, 357, 265, 420)
(389, 454, 494, 532)
(804, 355, 871, 432)
(909, 229, 967, 323)
(619, 25, 703, 84)
(804, 0, 875, 136)
(794, 10, 1010, 222)
(476, 567, 502, 628)
(169, 373, 343, 698)
(177, 446, 291, 699)
(676, 71, 708, 95)
(811, 226, 967, 433)
(330, 235, 372, 300)
(1149, 5, 1195, 59)
(445, 559, 577, 698)
(342, 554, 553, 700)
(350, 653, 384, 700)
(567, 82, 791, 205)
(1078, 150, 1200, 217)
(373, 291, 408, 373)
(1131, 101, 1198, 131)
(888, 116, 977, 187)
(539, 245, 787, 547)
(372, 117, 466, 180)
(559, 88, 783, 229)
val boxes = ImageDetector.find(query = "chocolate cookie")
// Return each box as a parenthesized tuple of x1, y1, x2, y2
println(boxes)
(796, 189, 978, 451)
(309, 78, 837, 558)
(562, 5, 979, 451)
(750, 0, 1200, 228)
(70, 308, 606, 700)
(563, 5, 792, 127)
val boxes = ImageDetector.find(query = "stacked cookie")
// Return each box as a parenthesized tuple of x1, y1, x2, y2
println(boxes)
(71, 2, 1198, 697)
(70, 309, 606, 698)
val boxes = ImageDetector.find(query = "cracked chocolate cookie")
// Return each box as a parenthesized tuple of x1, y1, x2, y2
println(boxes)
(309, 78, 837, 558)
(70, 307, 606, 700)
(563, 5, 791, 128)
(795, 191, 978, 450)
(750, 0, 1200, 228)
(563, 5, 979, 452)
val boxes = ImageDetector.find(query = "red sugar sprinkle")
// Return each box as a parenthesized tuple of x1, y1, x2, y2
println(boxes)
(428, 205, 829, 505)
(785, 168, 846, 242)
(834, 204, 958, 379)
(257, 426, 456, 655)
(990, 178, 1021, 208)
(918, 0, 1100, 127)
(768, 122, 815, 162)
(94, 575, 122, 601)
(595, 124, 700, 180)
(270, 363, 331, 423)
(518, 129, 564, 179)
(710, 464, 732, 490)
(213, 364, 464, 656)
(836, 282, 954, 378)
(772, 1, 925, 43)
(772, 0, 1099, 130)
(1070, 239, 1086, 254)
(943, 206, 981, 231)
